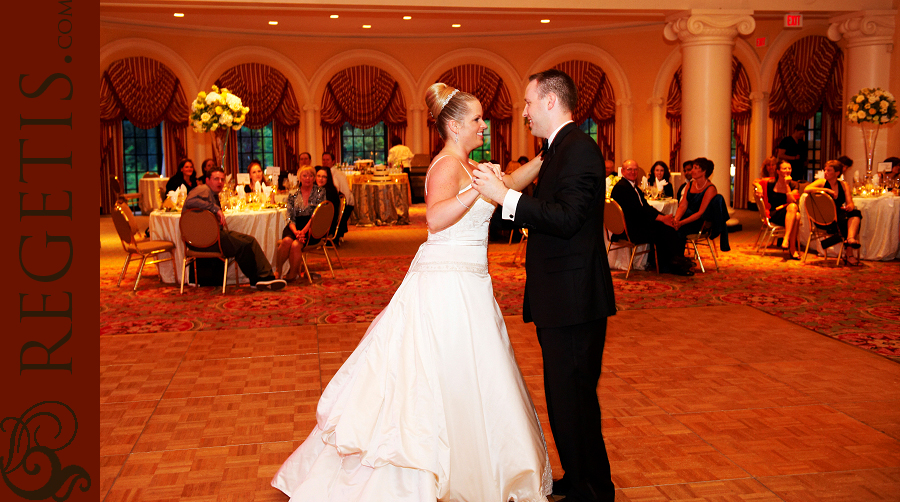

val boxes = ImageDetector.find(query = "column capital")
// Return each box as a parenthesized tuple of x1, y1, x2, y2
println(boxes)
(828, 10, 896, 48)
(303, 104, 320, 113)
(647, 96, 665, 107)
(664, 10, 755, 47)
(749, 91, 769, 102)
(616, 98, 633, 108)
(408, 104, 426, 112)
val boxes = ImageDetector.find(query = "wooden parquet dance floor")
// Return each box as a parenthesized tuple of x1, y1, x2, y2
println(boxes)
(100, 305, 900, 501)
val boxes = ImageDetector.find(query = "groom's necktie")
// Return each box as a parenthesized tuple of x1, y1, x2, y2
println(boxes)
(540, 139, 549, 160)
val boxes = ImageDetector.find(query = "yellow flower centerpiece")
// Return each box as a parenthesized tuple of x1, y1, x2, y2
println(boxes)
(190, 85, 249, 132)
(847, 87, 897, 184)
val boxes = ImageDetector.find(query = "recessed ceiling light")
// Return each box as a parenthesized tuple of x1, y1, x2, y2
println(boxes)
(268, 21, 278, 25)
(173, 13, 184, 17)
(330, 14, 339, 19)
(403, 16, 412, 20)
(541, 19, 550, 24)
(452, 24, 461, 28)
(363, 24, 372, 29)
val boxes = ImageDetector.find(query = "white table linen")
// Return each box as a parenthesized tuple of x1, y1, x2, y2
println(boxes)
(139, 177, 169, 214)
(606, 198, 679, 271)
(798, 193, 899, 261)
(150, 208, 287, 283)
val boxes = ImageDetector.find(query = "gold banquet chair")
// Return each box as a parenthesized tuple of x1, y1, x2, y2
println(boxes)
(110, 174, 142, 208)
(112, 201, 175, 291)
(684, 221, 719, 273)
(179, 209, 240, 294)
(318, 195, 346, 269)
(513, 228, 528, 264)
(604, 199, 658, 279)
(802, 192, 848, 266)
(753, 185, 786, 254)
(300, 201, 337, 283)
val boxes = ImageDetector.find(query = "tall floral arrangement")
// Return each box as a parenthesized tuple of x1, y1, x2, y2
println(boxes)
(846, 87, 897, 124)
(190, 85, 249, 133)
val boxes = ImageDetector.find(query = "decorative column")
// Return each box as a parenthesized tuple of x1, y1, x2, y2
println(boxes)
(647, 96, 666, 165)
(616, 98, 633, 163)
(749, 90, 769, 203)
(406, 104, 424, 154)
(665, 10, 755, 207)
(828, 10, 896, 183)
(303, 104, 318, 158)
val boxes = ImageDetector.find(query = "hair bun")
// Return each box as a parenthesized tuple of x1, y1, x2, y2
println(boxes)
(425, 83, 458, 119)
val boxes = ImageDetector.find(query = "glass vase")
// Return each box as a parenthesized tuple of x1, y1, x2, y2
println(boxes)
(861, 121, 880, 186)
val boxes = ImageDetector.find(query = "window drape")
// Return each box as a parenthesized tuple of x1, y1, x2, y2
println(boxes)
(666, 58, 752, 208)
(538, 60, 616, 162)
(99, 56, 188, 214)
(320, 65, 407, 161)
(428, 64, 513, 167)
(214, 63, 302, 178)
(769, 36, 844, 166)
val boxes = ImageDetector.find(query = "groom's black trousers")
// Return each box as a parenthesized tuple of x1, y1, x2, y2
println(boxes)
(537, 317, 614, 502)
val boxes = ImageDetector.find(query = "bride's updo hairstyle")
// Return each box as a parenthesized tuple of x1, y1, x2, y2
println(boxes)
(425, 83, 476, 140)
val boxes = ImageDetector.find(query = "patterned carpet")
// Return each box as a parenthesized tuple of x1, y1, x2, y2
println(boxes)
(100, 234, 900, 363)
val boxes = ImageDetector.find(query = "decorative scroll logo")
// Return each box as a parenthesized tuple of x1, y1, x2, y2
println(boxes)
(1, 402, 90, 500)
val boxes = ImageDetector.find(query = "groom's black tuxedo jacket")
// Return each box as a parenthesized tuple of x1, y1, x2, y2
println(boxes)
(513, 122, 616, 328)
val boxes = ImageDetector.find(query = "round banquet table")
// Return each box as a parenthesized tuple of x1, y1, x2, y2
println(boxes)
(606, 197, 679, 271)
(149, 208, 287, 284)
(349, 179, 410, 226)
(139, 177, 169, 214)
(798, 192, 900, 261)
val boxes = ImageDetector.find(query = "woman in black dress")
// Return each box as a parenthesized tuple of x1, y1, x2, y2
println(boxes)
(165, 158, 198, 194)
(804, 159, 862, 262)
(650, 160, 674, 198)
(767, 161, 801, 259)
(674, 157, 717, 238)
(315, 165, 342, 236)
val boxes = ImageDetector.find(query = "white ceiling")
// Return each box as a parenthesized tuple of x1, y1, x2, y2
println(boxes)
(100, 1, 874, 38)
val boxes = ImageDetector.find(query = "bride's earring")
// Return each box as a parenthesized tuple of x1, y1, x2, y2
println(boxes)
(454, 131, 459, 144)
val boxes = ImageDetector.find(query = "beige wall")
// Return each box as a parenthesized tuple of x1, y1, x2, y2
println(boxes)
(101, 13, 899, 191)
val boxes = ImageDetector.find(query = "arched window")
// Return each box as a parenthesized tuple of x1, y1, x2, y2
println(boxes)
(214, 63, 301, 179)
(100, 56, 188, 214)
(769, 36, 844, 178)
(321, 65, 407, 163)
(548, 60, 616, 162)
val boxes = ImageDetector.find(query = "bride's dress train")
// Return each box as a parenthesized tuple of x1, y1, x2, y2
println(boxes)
(272, 164, 551, 501)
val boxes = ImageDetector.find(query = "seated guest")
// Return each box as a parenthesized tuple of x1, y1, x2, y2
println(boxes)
(605, 159, 617, 177)
(166, 158, 199, 194)
(323, 152, 354, 241)
(276, 166, 326, 281)
(316, 165, 342, 236)
(676, 159, 693, 202)
(387, 135, 414, 168)
(765, 161, 802, 259)
(504, 160, 522, 174)
(197, 158, 217, 185)
(837, 155, 854, 171)
(883, 156, 900, 187)
(182, 167, 286, 291)
(804, 159, 863, 263)
(650, 160, 674, 198)
(517, 155, 529, 165)
(758, 155, 779, 182)
(611, 160, 692, 276)
(675, 157, 717, 238)
(243, 159, 271, 194)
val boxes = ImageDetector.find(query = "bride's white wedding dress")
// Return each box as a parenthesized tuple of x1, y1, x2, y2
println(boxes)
(272, 158, 551, 501)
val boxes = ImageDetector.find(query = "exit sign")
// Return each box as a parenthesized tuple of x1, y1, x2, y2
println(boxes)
(785, 12, 803, 28)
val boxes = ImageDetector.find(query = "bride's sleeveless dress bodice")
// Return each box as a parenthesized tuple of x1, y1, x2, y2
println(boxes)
(271, 155, 551, 502)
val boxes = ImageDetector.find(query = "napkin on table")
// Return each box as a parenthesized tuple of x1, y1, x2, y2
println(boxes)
(262, 184, 272, 199)
(655, 178, 668, 191)
(640, 176, 648, 189)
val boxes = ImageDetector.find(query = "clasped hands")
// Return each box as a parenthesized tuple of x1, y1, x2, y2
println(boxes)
(471, 162, 507, 203)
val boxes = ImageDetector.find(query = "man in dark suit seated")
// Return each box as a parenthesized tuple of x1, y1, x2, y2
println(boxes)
(611, 160, 693, 276)
(182, 167, 287, 291)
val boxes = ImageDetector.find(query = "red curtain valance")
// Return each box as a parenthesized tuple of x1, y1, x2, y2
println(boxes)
(214, 63, 302, 177)
(99, 56, 188, 214)
(769, 36, 844, 164)
(320, 65, 407, 159)
(428, 64, 513, 166)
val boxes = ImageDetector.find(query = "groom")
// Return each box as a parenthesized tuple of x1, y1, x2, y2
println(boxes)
(473, 69, 616, 502)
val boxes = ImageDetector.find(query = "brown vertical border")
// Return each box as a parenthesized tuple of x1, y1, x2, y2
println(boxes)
(5, 0, 99, 500)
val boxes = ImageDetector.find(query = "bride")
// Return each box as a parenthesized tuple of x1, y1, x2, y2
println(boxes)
(271, 83, 551, 501)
